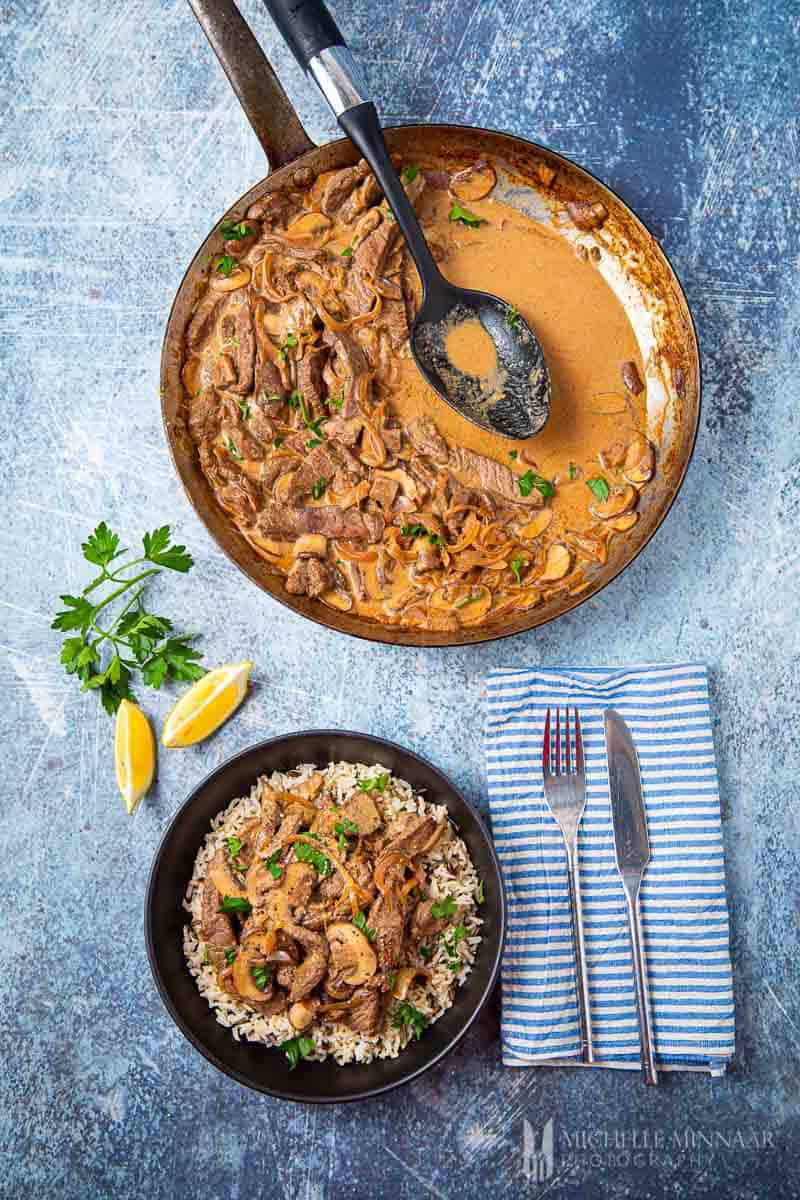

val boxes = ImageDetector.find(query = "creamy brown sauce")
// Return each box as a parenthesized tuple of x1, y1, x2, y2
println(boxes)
(181, 159, 654, 631)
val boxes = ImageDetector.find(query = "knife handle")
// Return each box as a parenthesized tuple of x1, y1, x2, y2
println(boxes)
(624, 884, 659, 1085)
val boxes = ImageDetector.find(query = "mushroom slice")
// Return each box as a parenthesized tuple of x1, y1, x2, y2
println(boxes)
(450, 161, 497, 202)
(538, 543, 572, 582)
(327, 922, 378, 987)
(288, 997, 319, 1031)
(610, 512, 639, 533)
(293, 534, 327, 558)
(622, 435, 655, 485)
(209, 850, 248, 901)
(590, 484, 637, 521)
(232, 945, 275, 1003)
(391, 966, 431, 1000)
(320, 588, 353, 612)
(210, 266, 251, 292)
(286, 211, 331, 240)
(520, 509, 553, 540)
(571, 533, 608, 565)
(241, 929, 277, 956)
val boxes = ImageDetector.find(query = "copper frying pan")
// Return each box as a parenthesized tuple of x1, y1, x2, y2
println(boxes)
(161, 0, 700, 647)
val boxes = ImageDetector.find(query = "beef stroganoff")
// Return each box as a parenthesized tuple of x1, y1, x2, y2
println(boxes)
(181, 156, 655, 631)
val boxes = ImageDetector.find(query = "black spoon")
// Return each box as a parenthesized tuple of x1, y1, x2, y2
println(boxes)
(262, 0, 551, 441)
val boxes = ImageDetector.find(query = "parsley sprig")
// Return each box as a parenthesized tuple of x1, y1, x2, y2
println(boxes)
(53, 523, 203, 714)
(518, 469, 555, 499)
(391, 1001, 429, 1040)
(357, 773, 389, 794)
(281, 1034, 315, 1070)
(352, 911, 378, 942)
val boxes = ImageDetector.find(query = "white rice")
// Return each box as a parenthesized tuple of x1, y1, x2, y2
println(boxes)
(183, 761, 483, 1065)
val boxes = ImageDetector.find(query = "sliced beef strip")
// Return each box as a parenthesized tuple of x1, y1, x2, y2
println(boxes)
(383, 813, 438, 857)
(381, 423, 403, 454)
(411, 898, 459, 940)
(217, 475, 261, 523)
(407, 415, 449, 464)
(361, 510, 385, 544)
(188, 390, 220, 442)
(338, 172, 383, 225)
(247, 193, 293, 221)
(347, 984, 382, 1035)
(246, 396, 276, 445)
(321, 160, 371, 215)
(349, 221, 399, 313)
(284, 922, 329, 1002)
(449, 446, 544, 507)
(285, 556, 337, 599)
(287, 444, 340, 503)
(200, 876, 237, 971)
(322, 330, 372, 418)
(382, 299, 409, 349)
(297, 347, 327, 419)
(214, 354, 237, 389)
(415, 540, 441, 572)
(256, 503, 369, 541)
(323, 416, 362, 446)
(228, 304, 256, 396)
(186, 291, 221, 348)
(223, 218, 260, 257)
(369, 476, 399, 511)
(367, 893, 405, 971)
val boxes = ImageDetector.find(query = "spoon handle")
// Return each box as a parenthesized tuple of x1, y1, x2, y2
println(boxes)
(261, 0, 441, 287)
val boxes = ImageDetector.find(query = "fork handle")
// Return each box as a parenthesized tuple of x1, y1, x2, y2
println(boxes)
(566, 844, 594, 1063)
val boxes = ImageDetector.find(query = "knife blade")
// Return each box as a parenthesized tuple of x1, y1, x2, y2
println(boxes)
(604, 708, 659, 1086)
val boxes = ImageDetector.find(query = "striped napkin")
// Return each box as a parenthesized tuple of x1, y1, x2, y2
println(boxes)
(484, 664, 735, 1073)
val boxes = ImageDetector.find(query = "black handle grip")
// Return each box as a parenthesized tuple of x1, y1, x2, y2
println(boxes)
(261, 0, 344, 70)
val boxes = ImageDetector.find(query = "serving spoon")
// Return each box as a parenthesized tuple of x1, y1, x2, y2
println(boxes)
(261, 0, 551, 440)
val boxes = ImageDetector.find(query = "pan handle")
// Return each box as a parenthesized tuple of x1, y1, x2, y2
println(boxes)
(187, 0, 315, 169)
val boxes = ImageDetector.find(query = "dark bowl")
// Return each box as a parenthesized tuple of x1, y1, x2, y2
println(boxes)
(145, 730, 506, 1103)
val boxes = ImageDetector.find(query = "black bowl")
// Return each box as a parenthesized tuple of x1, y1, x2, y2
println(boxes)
(145, 730, 506, 1103)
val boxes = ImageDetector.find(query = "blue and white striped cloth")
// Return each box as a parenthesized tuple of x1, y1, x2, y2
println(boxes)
(485, 664, 735, 1073)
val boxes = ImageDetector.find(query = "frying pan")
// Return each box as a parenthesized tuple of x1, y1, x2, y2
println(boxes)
(161, 0, 700, 647)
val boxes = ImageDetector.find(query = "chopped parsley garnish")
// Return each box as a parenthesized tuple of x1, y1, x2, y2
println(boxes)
(226, 836, 243, 857)
(391, 1001, 429, 1040)
(262, 391, 282, 404)
(441, 923, 467, 972)
(307, 437, 323, 449)
(334, 818, 360, 852)
(237, 400, 251, 420)
(357, 773, 389, 794)
(311, 477, 327, 501)
(280, 1034, 314, 1070)
(251, 963, 273, 991)
(510, 555, 526, 585)
(506, 306, 522, 331)
(288, 391, 300, 408)
(223, 948, 237, 966)
(508, 449, 518, 460)
(326, 393, 344, 410)
(218, 895, 251, 914)
(273, 436, 285, 447)
(279, 332, 298, 363)
(263, 849, 283, 880)
(387, 971, 397, 990)
(400, 523, 444, 547)
(215, 255, 236, 277)
(448, 204, 486, 228)
(475, 879, 485, 905)
(385, 208, 395, 221)
(294, 840, 331, 877)
(341, 245, 354, 257)
(454, 594, 478, 610)
(518, 469, 555, 499)
(352, 911, 377, 942)
(587, 476, 610, 502)
(568, 462, 578, 480)
(419, 942, 434, 963)
(431, 895, 457, 919)
(220, 220, 253, 240)
(403, 164, 420, 182)
(226, 438, 243, 462)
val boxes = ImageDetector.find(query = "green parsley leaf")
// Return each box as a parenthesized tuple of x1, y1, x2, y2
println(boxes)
(357, 773, 389, 794)
(251, 963, 273, 991)
(274, 436, 284, 447)
(142, 526, 194, 572)
(307, 438, 323, 449)
(294, 840, 331, 877)
(218, 895, 251, 914)
(508, 450, 518, 461)
(237, 400, 251, 420)
(287, 391, 300, 408)
(475, 879, 485, 904)
(352, 911, 378, 942)
(453, 594, 478, 610)
(281, 1034, 314, 1070)
(441, 923, 467, 972)
(335, 818, 360, 853)
(506, 306, 522, 331)
(431, 895, 457, 920)
(220, 220, 253, 240)
(586, 476, 610, 502)
(518, 469, 555, 499)
(262, 391, 282, 404)
(225, 835, 243, 857)
(391, 1001, 428, 1040)
(326, 393, 344, 410)
(341, 245, 354, 257)
(385, 208, 395, 221)
(82, 522, 122, 567)
(263, 850, 283, 880)
(311, 477, 327, 501)
(387, 971, 397, 990)
(448, 204, 486, 228)
(568, 462, 578, 480)
(400, 523, 444, 547)
(403, 164, 420, 182)
(510, 555, 526, 585)
(226, 438, 243, 462)
(52, 594, 95, 634)
(419, 942, 434, 963)
(215, 255, 236, 277)
(224, 948, 237, 966)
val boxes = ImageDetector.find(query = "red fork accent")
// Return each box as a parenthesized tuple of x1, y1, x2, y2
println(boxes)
(542, 707, 551, 775)
(555, 707, 561, 776)
(574, 706, 583, 774)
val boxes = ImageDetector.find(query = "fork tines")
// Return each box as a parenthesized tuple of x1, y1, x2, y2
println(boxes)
(542, 706, 584, 778)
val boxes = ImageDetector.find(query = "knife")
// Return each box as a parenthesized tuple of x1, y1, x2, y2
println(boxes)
(604, 708, 659, 1086)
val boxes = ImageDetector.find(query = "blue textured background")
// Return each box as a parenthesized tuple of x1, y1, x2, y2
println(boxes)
(1, 1, 798, 1196)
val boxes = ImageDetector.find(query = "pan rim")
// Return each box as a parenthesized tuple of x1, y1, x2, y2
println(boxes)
(161, 122, 702, 648)
(144, 727, 507, 1103)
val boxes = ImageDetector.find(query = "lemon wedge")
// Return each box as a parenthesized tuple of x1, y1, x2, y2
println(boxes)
(114, 699, 156, 814)
(162, 661, 252, 748)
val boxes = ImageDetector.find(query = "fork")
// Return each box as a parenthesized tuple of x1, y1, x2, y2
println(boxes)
(542, 706, 594, 1063)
